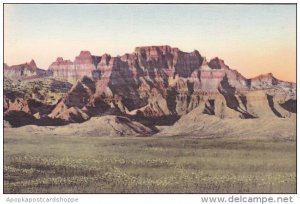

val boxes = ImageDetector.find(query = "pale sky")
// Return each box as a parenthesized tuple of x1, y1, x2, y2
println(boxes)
(4, 4, 296, 82)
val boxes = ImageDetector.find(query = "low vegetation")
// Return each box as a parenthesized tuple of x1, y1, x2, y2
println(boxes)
(4, 78, 72, 105)
(4, 133, 296, 193)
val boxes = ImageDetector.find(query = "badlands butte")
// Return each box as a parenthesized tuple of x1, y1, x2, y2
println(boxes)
(4, 45, 296, 139)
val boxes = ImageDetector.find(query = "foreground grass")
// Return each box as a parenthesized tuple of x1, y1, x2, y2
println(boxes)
(4, 133, 296, 193)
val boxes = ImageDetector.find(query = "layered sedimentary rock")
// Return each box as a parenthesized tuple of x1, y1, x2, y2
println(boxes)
(48, 45, 295, 123)
(4, 78, 73, 127)
(135, 45, 203, 78)
(49, 51, 100, 83)
(4, 45, 296, 127)
(4, 60, 51, 80)
(4, 60, 37, 79)
(74, 51, 99, 79)
(49, 57, 75, 82)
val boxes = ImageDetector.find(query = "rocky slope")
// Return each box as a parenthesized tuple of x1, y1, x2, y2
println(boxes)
(48, 51, 100, 83)
(4, 78, 72, 127)
(4, 115, 156, 137)
(3, 45, 296, 137)
(48, 45, 295, 123)
(4, 60, 51, 80)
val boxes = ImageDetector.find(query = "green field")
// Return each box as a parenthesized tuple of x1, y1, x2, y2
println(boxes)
(4, 133, 296, 193)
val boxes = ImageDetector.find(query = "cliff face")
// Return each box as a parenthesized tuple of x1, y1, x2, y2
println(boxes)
(4, 60, 51, 80)
(48, 51, 100, 83)
(48, 46, 204, 83)
(47, 45, 295, 123)
(4, 45, 296, 127)
(134, 45, 203, 77)
(48, 57, 74, 82)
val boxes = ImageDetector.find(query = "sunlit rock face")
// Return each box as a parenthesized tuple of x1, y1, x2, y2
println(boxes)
(49, 57, 75, 82)
(49, 51, 100, 83)
(7, 45, 294, 125)
(4, 45, 295, 129)
(4, 60, 51, 80)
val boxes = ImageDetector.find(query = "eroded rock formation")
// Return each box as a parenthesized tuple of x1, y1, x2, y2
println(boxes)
(4, 60, 51, 80)
(4, 45, 296, 128)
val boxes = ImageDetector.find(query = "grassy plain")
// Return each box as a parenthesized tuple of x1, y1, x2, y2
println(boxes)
(4, 132, 296, 193)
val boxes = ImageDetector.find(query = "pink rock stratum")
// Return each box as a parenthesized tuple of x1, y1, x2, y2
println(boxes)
(3, 45, 296, 132)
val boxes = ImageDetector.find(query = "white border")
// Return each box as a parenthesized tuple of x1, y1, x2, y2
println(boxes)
(0, 1, 298, 204)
